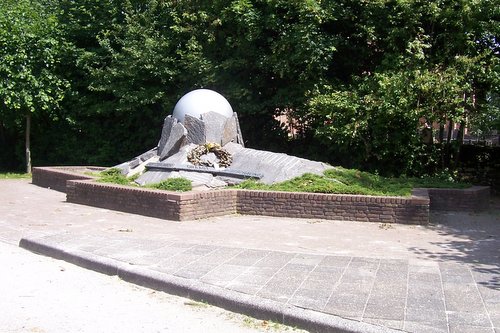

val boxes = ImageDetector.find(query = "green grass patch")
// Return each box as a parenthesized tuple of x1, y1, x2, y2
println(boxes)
(97, 168, 138, 186)
(148, 177, 192, 192)
(97, 166, 468, 196)
(0, 172, 31, 179)
(234, 167, 470, 196)
(84, 171, 102, 177)
(96, 168, 192, 192)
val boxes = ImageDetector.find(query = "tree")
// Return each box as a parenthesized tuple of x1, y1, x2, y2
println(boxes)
(307, 0, 499, 175)
(78, 0, 338, 152)
(199, 0, 337, 150)
(0, 0, 68, 172)
(1, 0, 497, 175)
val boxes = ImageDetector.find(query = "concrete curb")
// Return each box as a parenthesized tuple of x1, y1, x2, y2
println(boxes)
(19, 236, 402, 333)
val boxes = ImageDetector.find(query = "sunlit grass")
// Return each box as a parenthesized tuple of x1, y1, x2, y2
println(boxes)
(233, 167, 470, 196)
(0, 172, 31, 179)
(96, 168, 192, 192)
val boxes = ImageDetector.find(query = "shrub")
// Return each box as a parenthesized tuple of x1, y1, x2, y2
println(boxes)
(149, 177, 192, 192)
(97, 168, 130, 185)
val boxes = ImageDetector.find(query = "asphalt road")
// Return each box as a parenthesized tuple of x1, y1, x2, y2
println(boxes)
(0, 241, 303, 333)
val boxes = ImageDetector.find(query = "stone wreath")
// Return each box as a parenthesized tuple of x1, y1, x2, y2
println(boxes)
(187, 143, 232, 168)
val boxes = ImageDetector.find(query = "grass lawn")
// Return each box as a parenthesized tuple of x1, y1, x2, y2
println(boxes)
(96, 168, 192, 192)
(234, 167, 470, 196)
(95, 166, 470, 196)
(0, 172, 31, 179)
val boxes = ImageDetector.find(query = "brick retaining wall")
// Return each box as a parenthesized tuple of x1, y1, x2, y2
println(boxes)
(65, 180, 239, 221)
(178, 190, 238, 220)
(427, 186, 490, 211)
(32, 166, 101, 192)
(66, 180, 184, 220)
(237, 190, 429, 224)
(31, 167, 491, 224)
(64, 180, 429, 224)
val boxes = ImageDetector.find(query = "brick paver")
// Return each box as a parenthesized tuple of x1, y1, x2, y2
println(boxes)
(1, 179, 499, 333)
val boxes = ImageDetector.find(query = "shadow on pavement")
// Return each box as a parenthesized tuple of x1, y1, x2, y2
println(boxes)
(409, 196, 500, 290)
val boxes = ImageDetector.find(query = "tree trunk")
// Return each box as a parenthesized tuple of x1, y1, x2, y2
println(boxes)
(438, 123, 445, 143)
(446, 119, 453, 144)
(438, 122, 445, 168)
(0, 121, 5, 147)
(454, 120, 466, 169)
(25, 113, 31, 174)
(456, 120, 465, 144)
(444, 119, 453, 169)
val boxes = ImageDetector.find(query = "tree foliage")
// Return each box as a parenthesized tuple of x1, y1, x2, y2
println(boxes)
(1, 0, 498, 175)
(0, 0, 68, 116)
(308, 0, 499, 175)
(0, 0, 69, 171)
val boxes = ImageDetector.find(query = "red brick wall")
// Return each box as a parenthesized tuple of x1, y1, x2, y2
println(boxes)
(177, 190, 238, 221)
(66, 180, 184, 220)
(236, 190, 429, 224)
(31, 167, 490, 224)
(65, 180, 238, 221)
(64, 181, 429, 224)
(32, 167, 99, 192)
(427, 186, 490, 211)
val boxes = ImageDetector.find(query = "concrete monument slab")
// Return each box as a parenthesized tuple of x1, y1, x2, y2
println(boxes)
(159, 122, 187, 160)
(185, 115, 206, 145)
(158, 116, 175, 154)
(135, 170, 172, 186)
(222, 113, 238, 146)
(202, 111, 227, 145)
(113, 89, 332, 189)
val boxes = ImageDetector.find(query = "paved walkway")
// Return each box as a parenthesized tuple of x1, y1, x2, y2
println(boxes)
(1, 179, 499, 333)
(1, 241, 300, 333)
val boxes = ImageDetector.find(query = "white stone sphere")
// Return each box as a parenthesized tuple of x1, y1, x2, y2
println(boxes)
(172, 89, 233, 123)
